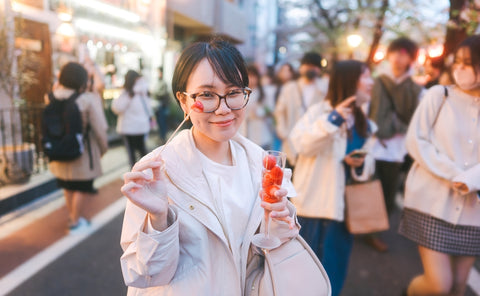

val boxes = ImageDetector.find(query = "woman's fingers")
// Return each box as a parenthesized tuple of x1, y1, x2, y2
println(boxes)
(151, 158, 165, 180)
(339, 96, 356, 108)
(123, 171, 153, 183)
(261, 197, 287, 212)
(132, 159, 163, 173)
(121, 181, 143, 197)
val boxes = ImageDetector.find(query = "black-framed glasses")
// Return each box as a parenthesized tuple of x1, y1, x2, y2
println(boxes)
(183, 87, 251, 113)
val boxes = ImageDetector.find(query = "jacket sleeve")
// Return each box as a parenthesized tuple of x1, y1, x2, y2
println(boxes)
(289, 105, 340, 158)
(111, 91, 131, 115)
(405, 86, 463, 181)
(120, 201, 180, 288)
(88, 94, 108, 155)
(453, 163, 480, 192)
(274, 86, 289, 141)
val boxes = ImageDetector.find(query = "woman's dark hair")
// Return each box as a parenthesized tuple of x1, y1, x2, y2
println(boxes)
(124, 70, 141, 97)
(247, 64, 265, 103)
(387, 37, 419, 60)
(59, 62, 88, 92)
(325, 60, 369, 138)
(456, 34, 480, 77)
(171, 38, 249, 101)
(274, 63, 297, 103)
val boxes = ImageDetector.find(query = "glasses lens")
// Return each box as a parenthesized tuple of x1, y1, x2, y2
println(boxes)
(196, 92, 218, 112)
(226, 89, 247, 109)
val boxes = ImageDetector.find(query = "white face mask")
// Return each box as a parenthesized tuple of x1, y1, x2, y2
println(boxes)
(453, 68, 480, 90)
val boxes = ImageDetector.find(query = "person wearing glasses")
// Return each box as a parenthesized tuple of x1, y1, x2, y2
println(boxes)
(119, 39, 300, 295)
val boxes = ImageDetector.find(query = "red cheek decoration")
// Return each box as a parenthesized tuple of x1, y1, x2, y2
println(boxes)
(192, 101, 204, 112)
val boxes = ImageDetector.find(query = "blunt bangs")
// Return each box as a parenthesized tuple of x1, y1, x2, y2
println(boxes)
(171, 39, 249, 102)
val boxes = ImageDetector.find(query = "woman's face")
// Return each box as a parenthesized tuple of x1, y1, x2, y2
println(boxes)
(353, 68, 374, 106)
(452, 47, 480, 91)
(357, 68, 374, 95)
(278, 65, 293, 83)
(179, 58, 246, 145)
(248, 72, 259, 89)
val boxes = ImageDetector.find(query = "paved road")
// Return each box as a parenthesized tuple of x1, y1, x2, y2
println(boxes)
(7, 214, 127, 296)
(343, 209, 478, 296)
(6, 207, 478, 296)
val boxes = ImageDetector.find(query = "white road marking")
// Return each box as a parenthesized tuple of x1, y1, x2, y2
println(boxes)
(468, 266, 480, 296)
(0, 196, 126, 295)
(0, 164, 129, 239)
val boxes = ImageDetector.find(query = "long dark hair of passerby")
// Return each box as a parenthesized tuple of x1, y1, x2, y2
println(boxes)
(274, 63, 296, 103)
(124, 70, 141, 98)
(246, 64, 265, 103)
(325, 60, 369, 138)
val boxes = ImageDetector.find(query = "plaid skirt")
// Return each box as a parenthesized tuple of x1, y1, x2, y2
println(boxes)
(399, 208, 480, 256)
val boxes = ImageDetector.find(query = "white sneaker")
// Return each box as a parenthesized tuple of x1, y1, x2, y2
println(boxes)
(69, 217, 91, 234)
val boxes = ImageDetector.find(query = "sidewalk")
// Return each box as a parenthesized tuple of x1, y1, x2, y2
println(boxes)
(0, 144, 130, 278)
(0, 135, 163, 294)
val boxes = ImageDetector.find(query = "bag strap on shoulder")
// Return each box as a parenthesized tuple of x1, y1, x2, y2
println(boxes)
(431, 86, 448, 128)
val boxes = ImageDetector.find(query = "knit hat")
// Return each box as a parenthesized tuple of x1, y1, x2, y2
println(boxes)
(300, 52, 323, 68)
(59, 62, 88, 92)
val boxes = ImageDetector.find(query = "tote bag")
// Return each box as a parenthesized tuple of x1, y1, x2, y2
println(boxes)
(344, 179, 389, 234)
(247, 235, 331, 296)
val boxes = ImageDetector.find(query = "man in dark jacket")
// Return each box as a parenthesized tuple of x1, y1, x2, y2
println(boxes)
(368, 37, 423, 251)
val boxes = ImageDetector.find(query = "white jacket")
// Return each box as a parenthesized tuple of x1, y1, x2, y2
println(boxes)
(112, 77, 152, 135)
(289, 101, 377, 221)
(274, 78, 328, 165)
(404, 85, 480, 226)
(120, 130, 299, 295)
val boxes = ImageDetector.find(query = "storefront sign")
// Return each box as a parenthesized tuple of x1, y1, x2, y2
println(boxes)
(15, 37, 42, 52)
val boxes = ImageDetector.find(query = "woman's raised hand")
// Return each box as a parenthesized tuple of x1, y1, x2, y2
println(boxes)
(335, 96, 356, 119)
(121, 154, 170, 231)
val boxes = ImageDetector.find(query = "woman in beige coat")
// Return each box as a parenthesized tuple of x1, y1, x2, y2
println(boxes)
(48, 62, 108, 233)
(119, 40, 320, 295)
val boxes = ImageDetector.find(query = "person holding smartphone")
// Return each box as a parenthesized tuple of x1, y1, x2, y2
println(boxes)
(289, 60, 376, 296)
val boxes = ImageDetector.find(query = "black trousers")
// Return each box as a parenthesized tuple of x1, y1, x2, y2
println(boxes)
(123, 135, 147, 168)
(375, 160, 403, 216)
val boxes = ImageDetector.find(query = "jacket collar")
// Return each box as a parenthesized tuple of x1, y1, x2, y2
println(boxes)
(53, 87, 76, 100)
(157, 129, 265, 246)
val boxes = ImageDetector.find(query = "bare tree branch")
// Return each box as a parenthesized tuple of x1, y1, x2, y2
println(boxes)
(366, 0, 389, 67)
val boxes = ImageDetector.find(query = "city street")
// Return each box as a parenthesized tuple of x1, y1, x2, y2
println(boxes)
(1, 161, 479, 296)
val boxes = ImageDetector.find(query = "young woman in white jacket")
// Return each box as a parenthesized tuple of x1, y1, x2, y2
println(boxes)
(119, 40, 308, 295)
(112, 70, 152, 168)
(289, 60, 375, 296)
(400, 34, 480, 296)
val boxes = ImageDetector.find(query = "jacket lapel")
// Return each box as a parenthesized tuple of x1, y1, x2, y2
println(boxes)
(160, 130, 265, 249)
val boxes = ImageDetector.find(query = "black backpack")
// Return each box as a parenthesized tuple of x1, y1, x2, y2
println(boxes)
(42, 92, 84, 161)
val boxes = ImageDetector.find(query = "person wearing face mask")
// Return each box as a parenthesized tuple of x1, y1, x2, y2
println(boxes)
(274, 52, 329, 168)
(289, 60, 376, 296)
(399, 34, 480, 296)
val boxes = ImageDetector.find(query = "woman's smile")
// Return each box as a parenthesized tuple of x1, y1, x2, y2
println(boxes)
(210, 118, 235, 127)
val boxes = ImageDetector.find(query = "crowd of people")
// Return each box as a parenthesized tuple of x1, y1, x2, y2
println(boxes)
(43, 33, 479, 296)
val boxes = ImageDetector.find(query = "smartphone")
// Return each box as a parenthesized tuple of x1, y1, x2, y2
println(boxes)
(350, 149, 367, 158)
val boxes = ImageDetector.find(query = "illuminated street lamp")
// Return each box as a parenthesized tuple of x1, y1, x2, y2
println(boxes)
(347, 33, 363, 58)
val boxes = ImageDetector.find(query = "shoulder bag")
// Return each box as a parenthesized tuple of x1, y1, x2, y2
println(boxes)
(247, 235, 331, 296)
